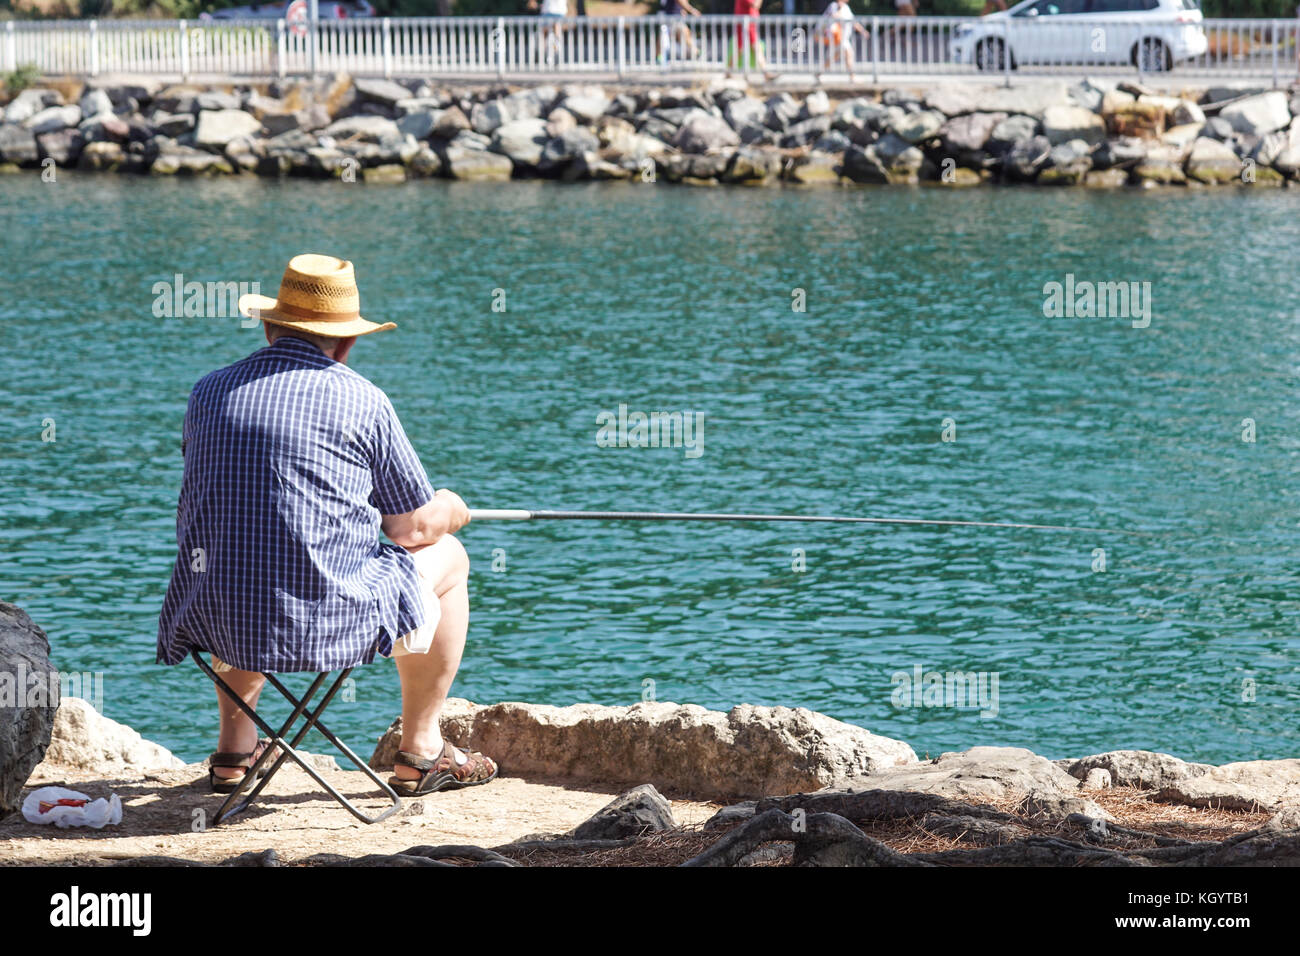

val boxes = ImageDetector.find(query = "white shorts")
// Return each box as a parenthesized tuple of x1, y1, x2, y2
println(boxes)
(386, 558, 440, 659)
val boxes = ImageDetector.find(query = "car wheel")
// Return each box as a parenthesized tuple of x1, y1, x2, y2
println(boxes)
(1135, 38, 1170, 73)
(975, 38, 1007, 72)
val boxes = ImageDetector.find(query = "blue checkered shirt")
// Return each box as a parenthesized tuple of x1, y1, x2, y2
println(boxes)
(156, 336, 435, 673)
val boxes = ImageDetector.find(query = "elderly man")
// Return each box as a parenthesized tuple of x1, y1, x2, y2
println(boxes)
(156, 253, 497, 797)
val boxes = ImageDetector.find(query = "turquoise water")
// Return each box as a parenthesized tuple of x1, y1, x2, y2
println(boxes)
(2, 175, 1298, 766)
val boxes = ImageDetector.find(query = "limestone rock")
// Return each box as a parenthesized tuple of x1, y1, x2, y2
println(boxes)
(571, 784, 675, 840)
(558, 93, 610, 124)
(24, 105, 82, 135)
(1066, 750, 1212, 789)
(1154, 759, 1300, 811)
(1042, 104, 1106, 146)
(370, 700, 916, 800)
(79, 140, 125, 171)
(490, 118, 549, 167)
(1186, 136, 1243, 184)
(1002, 134, 1052, 181)
(672, 110, 739, 154)
(0, 603, 60, 821)
(1082, 768, 1113, 789)
(938, 111, 1006, 167)
(1038, 137, 1091, 184)
(987, 114, 1038, 154)
(1219, 90, 1291, 137)
(442, 145, 513, 181)
(352, 77, 414, 108)
(4, 88, 62, 124)
(847, 746, 1081, 801)
(723, 146, 782, 184)
(1017, 790, 1114, 821)
(194, 109, 262, 148)
(34, 697, 182, 775)
(0, 126, 39, 165)
(37, 128, 85, 166)
(319, 114, 400, 143)
(842, 144, 889, 184)
(724, 96, 766, 131)
(1132, 143, 1187, 184)
(79, 88, 114, 120)
(885, 108, 941, 145)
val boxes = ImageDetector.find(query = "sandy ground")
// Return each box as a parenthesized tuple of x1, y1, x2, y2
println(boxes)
(1, 762, 721, 866)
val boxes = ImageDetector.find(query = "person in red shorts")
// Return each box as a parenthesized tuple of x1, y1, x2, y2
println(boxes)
(729, 0, 776, 81)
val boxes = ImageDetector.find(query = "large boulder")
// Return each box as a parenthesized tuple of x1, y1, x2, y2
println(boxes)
(0, 126, 39, 165)
(1219, 90, 1291, 137)
(34, 697, 184, 775)
(4, 88, 62, 125)
(320, 113, 400, 143)
(1153, 759, 1300, 811)
(24, 105, 82, 136)
(672, 110, 740, 154)
(370, 700, 916, 800)
(848, 746, 1081, 801)
(889, 109, 944, 145)
(490, 118, 549, 167)
(194, 108, 262, 149)
(441, 144, 513, 180)
(1132, 142, 1187, 184)
(926, 82, 1068, 119)
(0, 603, 60, 821)
(938, 111, 1007, 167)
(570, 784, 675, 840)
(352, 77, 414, 108)
(1185, 136, 1243, 184)
(1042, 104, 1106, 146)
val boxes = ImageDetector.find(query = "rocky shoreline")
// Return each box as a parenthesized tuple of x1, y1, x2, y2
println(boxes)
(4, 601, 1300, 866)
(2, 75, 1299, 187)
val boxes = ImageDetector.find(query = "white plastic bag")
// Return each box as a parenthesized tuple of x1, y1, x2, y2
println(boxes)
(22, 786, 122, 828)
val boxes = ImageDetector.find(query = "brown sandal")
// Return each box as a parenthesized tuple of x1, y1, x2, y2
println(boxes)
(208, 739, 274, 794)
(389, 740, 499, 795)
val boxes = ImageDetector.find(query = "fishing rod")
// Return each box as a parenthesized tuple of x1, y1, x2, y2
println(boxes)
(467, 509, 1138, 535)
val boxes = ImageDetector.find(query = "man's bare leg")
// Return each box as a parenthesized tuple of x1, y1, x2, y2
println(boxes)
(393, 533, 471, 780)
(211, 663, 266, 781)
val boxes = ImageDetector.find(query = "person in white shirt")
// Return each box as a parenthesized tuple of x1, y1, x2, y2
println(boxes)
(527, 0, 568, 65)
(822, 0, 870, 82)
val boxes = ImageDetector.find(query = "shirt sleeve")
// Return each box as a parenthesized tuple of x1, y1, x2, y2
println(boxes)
(368, 393, 435, 516)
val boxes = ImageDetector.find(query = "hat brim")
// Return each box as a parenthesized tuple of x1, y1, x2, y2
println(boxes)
(238, 292, 396, 337)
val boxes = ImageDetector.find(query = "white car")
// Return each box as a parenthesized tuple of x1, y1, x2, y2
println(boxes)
(949, 0, 1208, 72)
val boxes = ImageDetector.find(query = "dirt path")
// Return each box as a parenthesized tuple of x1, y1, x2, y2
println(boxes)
(2, 763, 721, 866)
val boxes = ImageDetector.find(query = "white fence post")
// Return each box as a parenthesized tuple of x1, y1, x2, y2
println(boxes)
(1271, 19, 1279, 88)
(617, 15, 625, 80)
(88, 20, 99, 77)
(495, 16, 504, 79)
(277, 19, 286, 79)
(4, 21, 14, 74)
(383, 18, 392, 78)
(180, 19, 190, 81)
(871, 15, 879, 85)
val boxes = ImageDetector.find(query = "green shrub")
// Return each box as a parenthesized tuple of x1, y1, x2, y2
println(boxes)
(1, 63, 41, 93)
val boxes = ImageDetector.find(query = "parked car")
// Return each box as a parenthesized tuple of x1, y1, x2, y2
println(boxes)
(202, 0, 376, 21)
(949, 0, 1208, 72)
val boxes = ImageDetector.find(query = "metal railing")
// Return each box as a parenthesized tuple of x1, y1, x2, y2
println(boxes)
(2, 15, 1298, 85)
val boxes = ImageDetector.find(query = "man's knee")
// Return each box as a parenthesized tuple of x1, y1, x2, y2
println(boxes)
(413, 533, 469, 594)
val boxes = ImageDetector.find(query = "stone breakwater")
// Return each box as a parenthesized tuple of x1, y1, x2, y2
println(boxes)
(2, 75, 1300, 187)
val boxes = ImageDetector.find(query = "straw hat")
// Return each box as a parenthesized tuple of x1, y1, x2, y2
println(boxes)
(237, 254, 396, 337)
